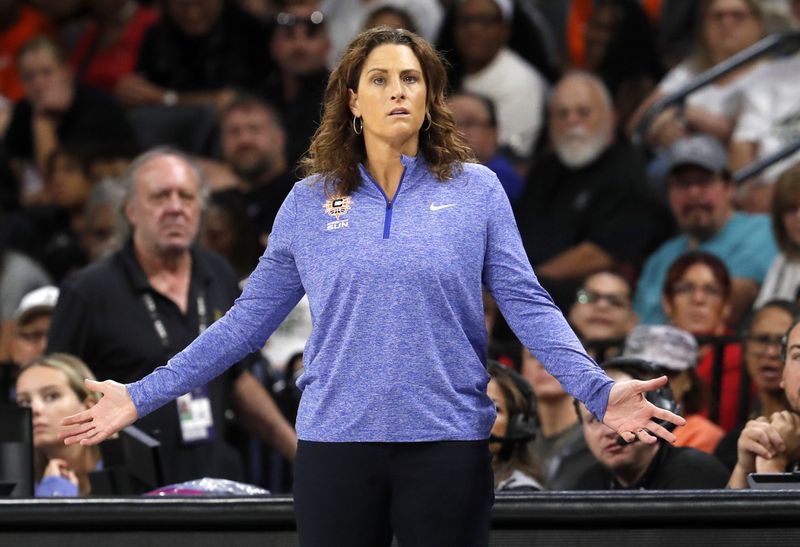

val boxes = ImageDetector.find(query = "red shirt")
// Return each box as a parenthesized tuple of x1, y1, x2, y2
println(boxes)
(0, 6, 55, 101)
(69, 7, 158, 92)
(696, 339, 746, 431)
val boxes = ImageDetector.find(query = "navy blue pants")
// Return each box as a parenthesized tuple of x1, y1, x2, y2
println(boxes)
(293, 440, 494, 547)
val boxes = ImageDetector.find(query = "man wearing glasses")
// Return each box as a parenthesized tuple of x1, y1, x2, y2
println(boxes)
(634, 134, 777, 327)
(568, 270, 638, 362)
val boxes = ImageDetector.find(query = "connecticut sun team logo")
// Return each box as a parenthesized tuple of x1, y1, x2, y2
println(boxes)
(324, 196, 352, 231)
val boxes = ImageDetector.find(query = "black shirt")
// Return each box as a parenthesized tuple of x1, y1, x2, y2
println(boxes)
(515, 140, 672, 270)
(245, 170, 297, 235)
(5, 85, 136, 161)
(715, 423, 745, 473)
(573, 441, 730, 490)
(47, 241, 247, 484)
(136, 3, 270, 93)
(260, 69, 328, 171)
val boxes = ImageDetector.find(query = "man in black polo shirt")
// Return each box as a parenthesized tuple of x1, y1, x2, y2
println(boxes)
(573, 359, 729, 490)
(47, 148, 297, 484)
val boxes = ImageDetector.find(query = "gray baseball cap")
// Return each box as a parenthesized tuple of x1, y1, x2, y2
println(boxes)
(622, 325, 698, 372)
(665, 134, 728, 175)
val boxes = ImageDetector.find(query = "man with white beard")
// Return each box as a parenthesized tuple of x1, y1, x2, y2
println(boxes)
(515, 71, 671, 311)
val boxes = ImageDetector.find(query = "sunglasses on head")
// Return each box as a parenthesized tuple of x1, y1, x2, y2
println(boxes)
(276, 11, 325, 34)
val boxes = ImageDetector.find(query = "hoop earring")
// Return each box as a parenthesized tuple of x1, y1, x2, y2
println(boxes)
(352, 115, 363, 135)
(422, 111, 432, 132)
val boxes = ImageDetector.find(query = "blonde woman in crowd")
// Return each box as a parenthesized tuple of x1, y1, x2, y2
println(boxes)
(631, 0, 767, 148)
(16, 353, 101, 496)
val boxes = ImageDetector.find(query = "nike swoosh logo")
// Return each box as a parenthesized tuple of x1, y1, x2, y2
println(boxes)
(430, 203, 456, 211)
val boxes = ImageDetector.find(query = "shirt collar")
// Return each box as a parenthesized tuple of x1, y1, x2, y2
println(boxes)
(357, 153, 426, 193)
(117, 239, 211, 294)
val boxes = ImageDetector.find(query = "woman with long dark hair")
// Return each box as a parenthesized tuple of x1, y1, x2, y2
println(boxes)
(61, 27, 683, 546)
(487, 361, 544, 491)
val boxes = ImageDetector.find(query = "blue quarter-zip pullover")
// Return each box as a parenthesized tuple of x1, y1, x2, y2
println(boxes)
(127, 156, 613, 442)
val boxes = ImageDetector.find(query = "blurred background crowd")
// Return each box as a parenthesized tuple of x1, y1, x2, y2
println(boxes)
(4, 0, 800, 496)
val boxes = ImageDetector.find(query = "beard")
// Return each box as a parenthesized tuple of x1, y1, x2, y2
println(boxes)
(230, 153, 272, 184)
(553, 126, 611, 169)
(679, 203, 717, 241)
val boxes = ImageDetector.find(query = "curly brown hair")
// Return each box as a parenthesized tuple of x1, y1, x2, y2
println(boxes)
(300, 27, 474, 196)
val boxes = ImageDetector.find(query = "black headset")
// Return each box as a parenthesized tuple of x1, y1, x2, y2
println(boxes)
(601, 357, 681, 442)
(574, 357, 681, 443)
(487, 360, 538, 444)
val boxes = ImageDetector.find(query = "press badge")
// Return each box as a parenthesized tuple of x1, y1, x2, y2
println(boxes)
(177, 385, 215, 444)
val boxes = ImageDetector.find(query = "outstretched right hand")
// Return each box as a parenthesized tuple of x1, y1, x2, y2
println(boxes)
(60, 379, 139, 446)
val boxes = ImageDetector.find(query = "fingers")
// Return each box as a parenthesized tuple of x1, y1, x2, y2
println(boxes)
(59, 420, 95, 442)
(763, 423, 787, 454)
(635, 376, 668, 393)
(635, 428, 658, 444)
(64, 469, 79, 486)
(62, 426, 95, 446)
(742, 422, 785, 458)
(651, 405, 686, 427)
(61, 408, 94, 427)
(620, 431, 636, 443)
(64, 424, 105, 447)
(85, 378, 104, 392)
(640, 421, 676, 445)
(79, 428, 108, 447)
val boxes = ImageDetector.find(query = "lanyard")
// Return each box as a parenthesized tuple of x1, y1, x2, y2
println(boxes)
(141, 291, 208, 349)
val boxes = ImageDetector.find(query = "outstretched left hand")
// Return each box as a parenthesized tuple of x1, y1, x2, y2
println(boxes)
(603, 376, 685, 444)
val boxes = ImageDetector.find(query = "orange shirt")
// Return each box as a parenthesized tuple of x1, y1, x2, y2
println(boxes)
(566, 0, 593, 68)
(674, 414, 725, 454)
(0, 6, 55, 101)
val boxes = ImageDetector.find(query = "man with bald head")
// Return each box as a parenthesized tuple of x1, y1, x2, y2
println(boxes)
(47, 147, 297, 486)
(515, 72, 670, 311)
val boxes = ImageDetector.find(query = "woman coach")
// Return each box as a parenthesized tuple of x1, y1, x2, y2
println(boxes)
(60, 27, 683, 546)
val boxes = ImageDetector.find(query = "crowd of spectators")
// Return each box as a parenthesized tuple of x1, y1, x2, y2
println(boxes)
(4, 0, 800, 496)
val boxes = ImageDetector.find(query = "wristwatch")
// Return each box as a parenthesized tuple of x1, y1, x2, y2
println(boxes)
(162, 90, 178, 107)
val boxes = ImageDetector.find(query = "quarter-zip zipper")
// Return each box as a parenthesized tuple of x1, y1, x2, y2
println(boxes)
(364, 166, 407, 239)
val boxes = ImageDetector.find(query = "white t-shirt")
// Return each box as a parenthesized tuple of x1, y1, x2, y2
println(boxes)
(463, 47, 547, 159)
(658, 60, 771, 119)
(733, 55, 800, 183)
(754, 252, 800, 308)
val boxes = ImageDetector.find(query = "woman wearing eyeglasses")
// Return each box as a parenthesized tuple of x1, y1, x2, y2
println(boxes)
(713, 300, 795, 471)
(662, 251, 745, 431)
